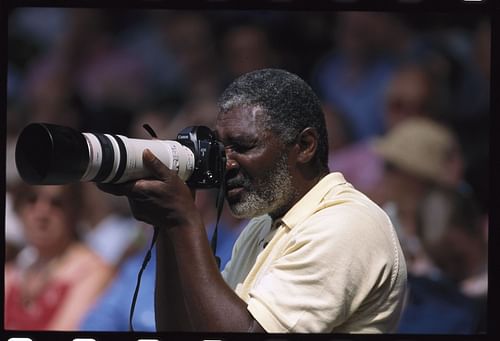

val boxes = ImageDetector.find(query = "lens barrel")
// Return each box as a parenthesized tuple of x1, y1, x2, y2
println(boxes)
(15, 123, 90, 185)
(15, 123, 198, 186)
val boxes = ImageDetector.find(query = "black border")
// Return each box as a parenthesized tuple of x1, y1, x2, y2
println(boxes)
(1, 0, 497, 340)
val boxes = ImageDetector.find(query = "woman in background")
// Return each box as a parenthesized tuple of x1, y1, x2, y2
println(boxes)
(4, 183, 113, 330)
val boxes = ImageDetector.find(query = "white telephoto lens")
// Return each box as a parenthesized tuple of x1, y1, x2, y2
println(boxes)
(112, 137, 195, 183)
(81, 133, 103, 182)
(82, 134, 195, 183)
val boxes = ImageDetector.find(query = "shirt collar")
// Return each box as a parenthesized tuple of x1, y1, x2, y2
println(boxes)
(280, 172, 348, 230)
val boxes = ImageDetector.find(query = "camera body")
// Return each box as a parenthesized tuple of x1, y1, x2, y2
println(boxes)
(15, 123, 225, 188)
(176, 125, 225, 188)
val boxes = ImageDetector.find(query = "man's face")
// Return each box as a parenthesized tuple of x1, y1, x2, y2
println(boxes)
(215, 105, 295, 219)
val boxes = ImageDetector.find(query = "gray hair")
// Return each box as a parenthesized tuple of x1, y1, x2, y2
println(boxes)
(218, 69, 329, 171)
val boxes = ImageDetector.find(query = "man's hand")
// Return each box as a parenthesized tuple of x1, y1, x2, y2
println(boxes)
(97, 149, 200, 229)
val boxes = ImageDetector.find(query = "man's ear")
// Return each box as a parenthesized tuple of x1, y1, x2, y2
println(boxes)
(295, 127, 318, 164)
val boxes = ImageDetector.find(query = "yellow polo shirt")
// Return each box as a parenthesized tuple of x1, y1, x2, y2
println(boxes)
(222, 172, 407, 333)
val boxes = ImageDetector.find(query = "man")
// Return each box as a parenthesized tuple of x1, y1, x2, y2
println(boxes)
(99, 69, 407, 333)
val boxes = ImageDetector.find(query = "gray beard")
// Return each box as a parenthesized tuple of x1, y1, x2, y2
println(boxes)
(229, 153, 294, 219)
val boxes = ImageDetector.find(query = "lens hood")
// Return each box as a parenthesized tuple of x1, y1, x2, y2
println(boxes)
(15, 123, 90, 185)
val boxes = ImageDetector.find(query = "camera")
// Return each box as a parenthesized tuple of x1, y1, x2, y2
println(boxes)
(15, 123, 225, 188)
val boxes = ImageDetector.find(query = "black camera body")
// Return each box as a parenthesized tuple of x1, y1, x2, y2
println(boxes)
(15, 123, 225, 189)
(176, 125, 225, 188)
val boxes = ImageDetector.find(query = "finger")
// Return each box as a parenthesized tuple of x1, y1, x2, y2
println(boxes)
(142, 148, 175, 181)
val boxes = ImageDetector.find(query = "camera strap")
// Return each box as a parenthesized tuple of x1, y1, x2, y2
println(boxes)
(128, 124, 161, 332)
(210, 156, 227, 270)
(129, 226, 158, 332)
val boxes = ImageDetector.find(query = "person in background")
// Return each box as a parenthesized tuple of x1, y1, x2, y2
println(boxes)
(313, 12, 413, 141)
(4, 183, 113, 330)
(418, 189, 488, 303)
(221, 23, 280, 82)
(161, 12, 222, 102)
(382, 62, 447, 131)
(371, 116, 487, 334)
(79, 182, 144, 269)
(373, 117, 465, 275)
(326, 61, 448, 203)
(79, 232, 156, 332)
(397, 187, 487, 333)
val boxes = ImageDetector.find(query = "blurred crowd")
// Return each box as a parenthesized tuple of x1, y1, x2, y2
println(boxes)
(5, 9, 489, 333)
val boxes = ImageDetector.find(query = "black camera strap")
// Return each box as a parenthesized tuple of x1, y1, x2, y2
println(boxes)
(129, 225, 158, 332)
(128, 124, 159, 332)
(210, 153, 227, 270)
